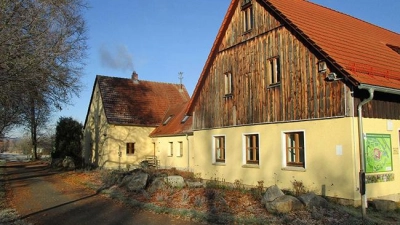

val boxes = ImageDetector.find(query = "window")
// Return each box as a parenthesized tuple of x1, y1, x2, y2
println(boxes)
(242, 0, 253, 32)
(181, 115, 190, 123)
(168, 142, 173, 156)
(126, 142, 135, 155)
(178, 141, 183, 157)
(214, 136, 226, 163)
(268, 57, 280, 85)
(387, 44, 400, 55)
(163, 115, 173, 125)
(224, 72, 233, 95)
(244, 134, 259, 164)
(285, 132, 305, 168)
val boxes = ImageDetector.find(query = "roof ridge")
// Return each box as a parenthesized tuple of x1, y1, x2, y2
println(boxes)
(97, 74, 185, 87)
(305, 0, 400, 36)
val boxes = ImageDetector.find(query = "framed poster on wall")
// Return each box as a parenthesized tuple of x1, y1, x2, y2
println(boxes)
(364, 133, 393, 173)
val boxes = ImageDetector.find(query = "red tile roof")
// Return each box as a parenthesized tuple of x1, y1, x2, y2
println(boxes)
(266, 0, 400, 89)
(97, 75, 189, 126)
(150, 102, 192, 137)
(186, 0, 400, 114)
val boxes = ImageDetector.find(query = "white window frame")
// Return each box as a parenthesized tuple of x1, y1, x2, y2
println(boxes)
(281, 130, 306, 171)
(212, 135, 226, 164)
(242, 133, 260, 166)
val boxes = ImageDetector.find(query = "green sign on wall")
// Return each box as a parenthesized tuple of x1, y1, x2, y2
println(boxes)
(364, 133, 393, 173)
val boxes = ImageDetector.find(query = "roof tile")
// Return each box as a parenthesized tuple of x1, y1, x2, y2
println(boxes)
(97, 75, 189, 126)
(267, 0, 400, 89)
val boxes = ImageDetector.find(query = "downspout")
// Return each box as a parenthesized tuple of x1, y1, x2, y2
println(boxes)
(186, 133, 190, 171)
(357, 87, 374, 218)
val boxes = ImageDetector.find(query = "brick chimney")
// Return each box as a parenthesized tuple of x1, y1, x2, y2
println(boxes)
(132, 71, 139, 84)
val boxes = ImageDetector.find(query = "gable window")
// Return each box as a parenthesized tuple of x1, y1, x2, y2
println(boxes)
(244, 134, 259, 165)
(177, 141, 183, 157)
(224, 72, 233, 96)
(168, 142, 173, 156)
(126, 142, 135, 155)
(285, 131, 305, 168)
(213, 136, 226, 163)
(242, 0, 253, 33)
(268, 57, 280, 85)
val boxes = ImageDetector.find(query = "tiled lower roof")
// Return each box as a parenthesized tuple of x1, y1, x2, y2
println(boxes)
(149, 102, 192, 137)
(97, 75, 189, 126)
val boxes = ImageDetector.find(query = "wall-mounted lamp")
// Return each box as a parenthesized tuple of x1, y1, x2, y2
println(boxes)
(318, 60, 327, 73)
(326, 72, 342, 81)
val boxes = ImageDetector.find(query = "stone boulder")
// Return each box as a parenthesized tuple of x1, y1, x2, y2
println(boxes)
(119, 169, 149, 192)
(369, 199, 398, 212)
(265, 195, 304, 213)
(147, 177, 168, 193)
(298, 192, 329, 209)
(186, 181, 205, 188)
(62, 156, 75, 170)
(164, 175, 185, 188)
(261, 185, 285, 206)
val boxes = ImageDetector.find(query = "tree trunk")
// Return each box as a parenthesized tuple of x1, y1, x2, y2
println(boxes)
(30, 102, 38, 160)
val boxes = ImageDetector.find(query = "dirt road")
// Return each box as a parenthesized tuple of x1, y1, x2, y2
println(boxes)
(4, 161, 203, 225)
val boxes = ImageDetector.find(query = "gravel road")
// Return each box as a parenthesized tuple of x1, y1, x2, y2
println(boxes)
(4, 160, 203, 225)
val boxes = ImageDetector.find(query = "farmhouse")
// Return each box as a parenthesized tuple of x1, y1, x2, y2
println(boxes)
(83, 72, 191, 170)
(185, 0, 400, 205)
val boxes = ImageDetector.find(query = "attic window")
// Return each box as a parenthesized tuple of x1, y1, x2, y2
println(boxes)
(181, 115, 190, 123)
(268, 56, 281, 86)
(224, 72, 233, 96)
(242, 0, 253, 33)
(387, 44, 400, 55)
(318, 60, 327, 73)
(163, 115, 173, 125)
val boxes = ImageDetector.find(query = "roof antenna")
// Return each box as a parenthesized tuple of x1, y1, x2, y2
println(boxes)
(178, 72, 184, 91)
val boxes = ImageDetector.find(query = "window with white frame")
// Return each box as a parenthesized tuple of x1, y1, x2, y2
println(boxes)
(168, 142, 173, 157)
(244, 134, 259, 165)
(177, 141, 183, 157)
(284, 131, 305, 168)
(268, 57, 280, 85)
(213, 136, 226, 163)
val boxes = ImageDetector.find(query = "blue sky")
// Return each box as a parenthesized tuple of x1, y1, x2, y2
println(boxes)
(55, 0, 400, 125)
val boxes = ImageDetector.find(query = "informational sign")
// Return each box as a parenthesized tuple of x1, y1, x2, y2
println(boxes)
(364, 133, 393, 173)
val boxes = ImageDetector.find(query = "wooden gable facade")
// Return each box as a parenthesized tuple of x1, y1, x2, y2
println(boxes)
(189, 0, 400, 130)
(190, 0, 347, 130)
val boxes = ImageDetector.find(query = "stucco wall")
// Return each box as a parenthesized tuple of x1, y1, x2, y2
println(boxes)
(153, 135, 194, 171)
(362, 118, 400, 202)
(99, 125, 154, 170)
(192, 117, 400, 202)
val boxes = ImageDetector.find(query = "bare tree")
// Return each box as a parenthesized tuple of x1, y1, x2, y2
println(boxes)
(0, 0, 88, 153)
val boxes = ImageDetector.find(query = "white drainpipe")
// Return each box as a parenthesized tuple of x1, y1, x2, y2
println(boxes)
(357, 87, 374, 218)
